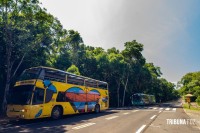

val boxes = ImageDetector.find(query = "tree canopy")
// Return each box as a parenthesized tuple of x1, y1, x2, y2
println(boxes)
(179, 71, 200, 97)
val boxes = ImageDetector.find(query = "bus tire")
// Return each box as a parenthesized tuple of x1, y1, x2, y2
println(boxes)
(51, 106, 62, 119)
(95, 104, 100, 113)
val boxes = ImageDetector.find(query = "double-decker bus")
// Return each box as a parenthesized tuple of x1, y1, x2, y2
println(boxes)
(131, 93, 156, 106)
(7, 66, 109, 119)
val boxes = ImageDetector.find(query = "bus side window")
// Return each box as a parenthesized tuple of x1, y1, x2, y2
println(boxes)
(56, 92, 65, 102)
(45, 89, 54, 103)
(32, 88, 44, 105)
(85, 80, 97, 88)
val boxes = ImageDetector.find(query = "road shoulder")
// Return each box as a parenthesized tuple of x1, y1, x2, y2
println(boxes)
(183, 108, 200, 130)
(144, 108, 200, 133)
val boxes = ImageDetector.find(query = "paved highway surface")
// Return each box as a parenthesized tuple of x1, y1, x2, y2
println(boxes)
(0, 102, 199, 133)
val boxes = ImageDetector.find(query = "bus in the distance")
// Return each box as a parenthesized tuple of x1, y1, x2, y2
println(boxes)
(131, 93, 156, 106)
(7, 66, 109, 119)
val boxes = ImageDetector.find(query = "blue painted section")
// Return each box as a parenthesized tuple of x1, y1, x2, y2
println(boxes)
(88, 102, 96, 109)
(35, 109, 42, 118)
(43, 80, 57, 93)
(73, 102, 85, 110)
(88, 89, 100, 95)
(66, 87, 84, 93)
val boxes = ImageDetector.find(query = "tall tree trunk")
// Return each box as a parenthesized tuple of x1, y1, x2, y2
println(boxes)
(116, 79, 120, 107)
(122, 74, 129, 107)
(1, 0, 25, 114)
(2, 0, 11, 113)
(2, 34, 12, 113)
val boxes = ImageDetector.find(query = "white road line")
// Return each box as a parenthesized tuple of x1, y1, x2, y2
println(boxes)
(123, 112, 130, 115)
(1, 126, 20, 130)
(72, 123, 96, 130)
(1, 121, 48, 130)
(164, 111, 176, 113)
(105, 116, 119, 120)
(136, 125, 146, 133)
(132, 110, 139, 113)
(172, 108, 176, 111)
(165, 108, 170, 111)
(140, 110, 158, 111)
(153, 107, 157, 110)
(159, 108, 163, 110)
(150, 115, 157, 119)
(159, 111, 162, 113)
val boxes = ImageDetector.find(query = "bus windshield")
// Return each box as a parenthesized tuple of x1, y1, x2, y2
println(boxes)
(132, 95, 141, 102)
(18, 68, 41, 81)
(9, 85, 34, 105)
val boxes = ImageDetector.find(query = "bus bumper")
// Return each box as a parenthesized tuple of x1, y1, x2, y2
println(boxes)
(7, 105, 30, 119)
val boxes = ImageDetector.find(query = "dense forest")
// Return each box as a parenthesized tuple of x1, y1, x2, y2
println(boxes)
(179, 71, 200, 105)
(0, 0, 179, 114)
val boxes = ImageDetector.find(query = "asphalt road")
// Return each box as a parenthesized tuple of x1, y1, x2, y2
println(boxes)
(1, 103, 199, 133)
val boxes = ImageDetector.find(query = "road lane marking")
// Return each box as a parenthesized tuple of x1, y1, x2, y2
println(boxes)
(1, 121, 48, 130)
(105, 116, 119, 120)
(163, 111, 176, 113)
(172, 108, 176, 111)
(159, 111, 162, 113)
(159, 108, 163, 110)
(123, 112, 130, 115)
(140, 110, 158, 111)
(1, 126, 20, 130)
(72, 123, 96, 130)
(153, 107, 157, 110)
(132, 110, 139, 113)
(165, 108, 170, 111)
(150, 115, 157, 119)
(136, 125, 146, 133)
(150, 124, 160, 128)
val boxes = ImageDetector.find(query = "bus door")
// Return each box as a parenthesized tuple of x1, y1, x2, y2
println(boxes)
(31, 87, 45, 118)
(42, 88, 55, 117)
(31, 87, 51, 118)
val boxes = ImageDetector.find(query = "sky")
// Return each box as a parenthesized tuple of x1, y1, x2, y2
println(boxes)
(40, 0, 200, 82)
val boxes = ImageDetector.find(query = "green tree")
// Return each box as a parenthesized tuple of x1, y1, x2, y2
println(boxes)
(108, 53, 125, 107)
(196, 96, 200, 106)
(121, 40, 146, 106)
(67, 30, 83, 65)
(67, 64, 80, 75)
(0, 0, 66, 113)
(179, 71, 200, 97)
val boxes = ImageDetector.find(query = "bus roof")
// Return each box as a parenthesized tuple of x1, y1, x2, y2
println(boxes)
(27, 66, 108, 84)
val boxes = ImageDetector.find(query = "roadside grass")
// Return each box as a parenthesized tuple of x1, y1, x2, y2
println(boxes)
(183, 103, 200, 111)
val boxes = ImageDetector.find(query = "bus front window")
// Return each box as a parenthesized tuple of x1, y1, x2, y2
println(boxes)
(10, 85, 33, 105)
(132, 95, 141, 102)
(32, 88, 44, 105)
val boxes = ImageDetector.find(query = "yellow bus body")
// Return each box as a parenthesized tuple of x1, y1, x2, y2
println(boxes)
(7, 78, 109, 119)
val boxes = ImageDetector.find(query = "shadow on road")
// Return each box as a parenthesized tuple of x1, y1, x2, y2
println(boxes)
(1, 110, 117, 133)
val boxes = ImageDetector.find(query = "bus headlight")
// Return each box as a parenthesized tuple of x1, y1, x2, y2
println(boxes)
(21, 109, 28, 112)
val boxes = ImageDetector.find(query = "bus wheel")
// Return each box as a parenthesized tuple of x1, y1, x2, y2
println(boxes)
(95, 104, 100, 113)
(51, 106, 62, 119)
